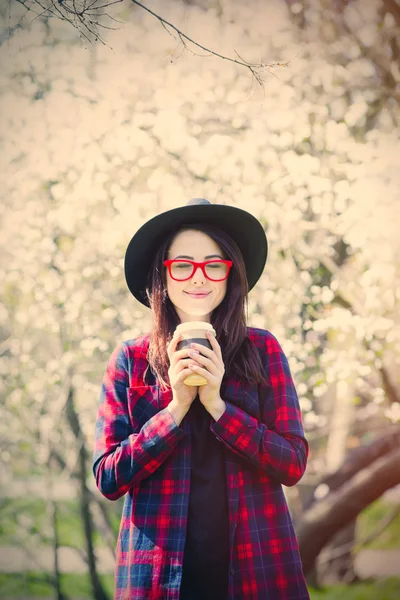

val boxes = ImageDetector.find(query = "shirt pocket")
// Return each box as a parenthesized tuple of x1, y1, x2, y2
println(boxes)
(127, 385, 160, 431)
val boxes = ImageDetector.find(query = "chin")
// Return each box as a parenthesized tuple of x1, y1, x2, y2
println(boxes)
(184, 307, 211, 317)
(174, 303, 214, 320)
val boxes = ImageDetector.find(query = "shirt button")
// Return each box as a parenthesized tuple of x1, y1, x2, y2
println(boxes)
(230, 567, 235, 575)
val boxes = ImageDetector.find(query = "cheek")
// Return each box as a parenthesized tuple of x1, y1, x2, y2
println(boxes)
(167, 279, 183, 299)
(216, 283, 227, 300)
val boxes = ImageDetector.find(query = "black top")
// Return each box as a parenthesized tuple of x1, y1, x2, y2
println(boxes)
(179, 395, 230, 600)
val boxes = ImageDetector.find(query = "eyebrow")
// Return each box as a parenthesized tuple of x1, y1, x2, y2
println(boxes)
(173, 254, 223, 260)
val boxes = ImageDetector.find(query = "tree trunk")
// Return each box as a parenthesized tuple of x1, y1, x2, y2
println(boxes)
(66, 385, 110, 600)
(310, 424, 400, 583)
(296, 447, 400, 575)
(49, 496, 69, 600)
(49, 447, 118, 559)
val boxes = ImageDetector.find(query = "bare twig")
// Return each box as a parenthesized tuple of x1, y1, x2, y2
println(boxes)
(21, 0, 295, 84)
(131, 0, 296, 84)
(21, 0, 121, 46)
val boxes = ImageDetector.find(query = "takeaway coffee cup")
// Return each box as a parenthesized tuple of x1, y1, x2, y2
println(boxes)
(175, 321, 216, 386)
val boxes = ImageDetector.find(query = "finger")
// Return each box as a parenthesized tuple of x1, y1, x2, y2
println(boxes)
(206, 331, 223, 359)
(188, 342, 221, 369)
(188, 351, 218, 376)
(170, 348, 196, 368)
(167, 332, 181, 360)
(170, 361, 193, 380)
(169, 360, 192, 386)
(188, 343, 214, 359)
(175, 366, 196, 385)
(188, 363, 216, 383)
(175, 357, 194, 373)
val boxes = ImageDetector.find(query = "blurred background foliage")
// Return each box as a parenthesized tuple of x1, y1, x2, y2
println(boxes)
(0, 0, 400, 598)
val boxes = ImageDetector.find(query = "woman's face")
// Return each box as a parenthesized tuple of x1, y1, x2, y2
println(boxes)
(165, 229, 228, 323)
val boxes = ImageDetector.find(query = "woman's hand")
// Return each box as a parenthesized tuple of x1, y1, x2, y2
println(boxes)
(187, 330, 225, 408)
(167, 333, 199, 409)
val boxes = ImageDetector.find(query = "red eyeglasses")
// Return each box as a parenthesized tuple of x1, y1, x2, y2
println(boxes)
(164, 259, 233, 282)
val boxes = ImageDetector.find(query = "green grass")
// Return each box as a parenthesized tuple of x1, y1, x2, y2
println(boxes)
(1, 496, 399, 599)
(0, 497, 121, 548)
(356, 498, 400, 551)
(309, 578, 400, 599)
(0, 573, 114, 599)
(0, 574, 399, 599)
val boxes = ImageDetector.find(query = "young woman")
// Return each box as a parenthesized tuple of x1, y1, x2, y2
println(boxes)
(93, 198, 310, 600)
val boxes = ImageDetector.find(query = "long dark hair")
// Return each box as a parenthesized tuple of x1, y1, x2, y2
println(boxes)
(146, 223, 267, 390)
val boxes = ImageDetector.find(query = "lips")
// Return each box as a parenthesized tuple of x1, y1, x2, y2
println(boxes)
(184, 292, 210, 298)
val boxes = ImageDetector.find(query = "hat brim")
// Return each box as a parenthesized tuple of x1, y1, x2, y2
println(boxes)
(124, 204, 268, 308)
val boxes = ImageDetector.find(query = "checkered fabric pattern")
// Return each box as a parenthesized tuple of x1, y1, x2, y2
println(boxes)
(93, 327, 310, 599)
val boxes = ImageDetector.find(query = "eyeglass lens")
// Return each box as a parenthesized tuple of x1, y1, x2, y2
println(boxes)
(171, 261, 228, 280)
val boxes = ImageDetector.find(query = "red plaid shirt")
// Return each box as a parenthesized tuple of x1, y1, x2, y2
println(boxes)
(93, 327, 310, 599)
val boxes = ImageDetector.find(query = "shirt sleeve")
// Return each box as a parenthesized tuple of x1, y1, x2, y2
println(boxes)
(92, 343, 185, 500)
(210, 332, 309, 486)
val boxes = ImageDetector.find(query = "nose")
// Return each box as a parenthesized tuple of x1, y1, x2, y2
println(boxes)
(192, 265, 206, 283)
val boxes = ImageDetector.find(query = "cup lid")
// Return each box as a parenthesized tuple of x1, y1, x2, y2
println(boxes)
(175, 321, 216, 334)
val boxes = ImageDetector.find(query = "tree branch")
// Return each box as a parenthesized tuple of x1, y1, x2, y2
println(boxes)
(131, 0, 295, 84)
(318, 424, 400, 493)
(22, 0, 295, 84)
(297, 446, 400, 574)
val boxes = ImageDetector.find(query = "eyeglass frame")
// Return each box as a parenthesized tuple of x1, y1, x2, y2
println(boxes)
(163, 259, 233, 282)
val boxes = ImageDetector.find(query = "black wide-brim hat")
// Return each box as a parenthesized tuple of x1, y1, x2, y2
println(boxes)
(124, 198, 268, 308)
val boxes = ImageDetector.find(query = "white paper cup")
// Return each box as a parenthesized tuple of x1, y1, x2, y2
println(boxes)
(175, 321, 216, 385)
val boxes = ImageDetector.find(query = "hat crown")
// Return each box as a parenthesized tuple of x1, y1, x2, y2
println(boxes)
(186, 198, 211, 206)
